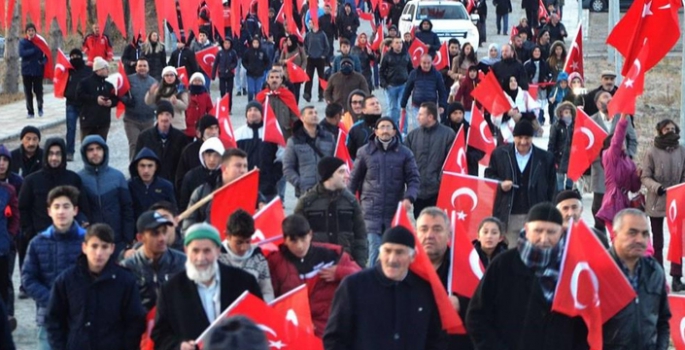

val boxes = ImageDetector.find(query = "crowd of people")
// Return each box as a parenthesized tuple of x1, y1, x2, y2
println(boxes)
(6, 0, 685, 348)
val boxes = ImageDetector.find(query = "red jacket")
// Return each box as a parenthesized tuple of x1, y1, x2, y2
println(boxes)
(81, 34, 113, 65)
(267, 242, 361, 337)
(185, 91, 214, 138)
(455, 76, 479, 110)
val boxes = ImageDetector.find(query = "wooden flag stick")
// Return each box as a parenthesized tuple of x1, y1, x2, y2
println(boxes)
(177, 169, 259, 221)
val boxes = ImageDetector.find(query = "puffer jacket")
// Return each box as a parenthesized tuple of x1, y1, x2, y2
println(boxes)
(78, 135, 134, 247)
(406, 122, 456, 199)
(400, 66, 448, 109)
(234, 123, 283, 198)
(641, 143, 685, 217)
(185, 86, 213, 138)
(283, 121, 335, 197)
(0, 182, 18, 256)
(241, 43, 270, 78)
(211, 43, 238, 79)
(295, 183, 368, 266)
(21, 222, 85, 325)
(127, 147, 177, 221)
(121, 72, 157, 122)
(64, 63, 93, 106)
(76, 73, 119, 128)
(379, 48, 412, 87)
(547, 101, 575, 173)
(603, 249, 670, 350)
(19, 38, 46, 77)
(349, 135, 420, 233)
(120, 248, 187, 311)
(414, 20, 442, 54)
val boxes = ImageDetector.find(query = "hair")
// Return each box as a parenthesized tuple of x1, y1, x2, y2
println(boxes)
(282, 214, 311, 239)
(339, 38, 350, 46)
(222, 148, 248, 164)
(325, 103, 344, 119)
(47, 185, 80, 207)
(547, 41, 567, 68)
(136, 57, 149, 64)
(420, 102, 439, 120)
(656, 118, 680, 135)
(418, 207, 451, 230)
(612, 208, 650, 233)
(267, 69, 282, 79)
(300, 105, 316, 115)
(226, 209, 255, 239)
(149, 201, 178, 216)
(448, 38, 461, 47)
(594, 90, 611, 104)
(477, 217, 505, 234)
(458, 43, 477, 68)
(205, 315, 269, 350)
(84, 223, 115, 244)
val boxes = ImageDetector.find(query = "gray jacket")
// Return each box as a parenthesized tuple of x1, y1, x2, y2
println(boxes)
(640, 144, 685, 217)
(123, 73, 158, 122)
(304, 30, 330, 60)
(283, 122, 335, 197)
(120, 248, 187, 311)
(405, 122, 456, 199)
(590, 113, 638, 194)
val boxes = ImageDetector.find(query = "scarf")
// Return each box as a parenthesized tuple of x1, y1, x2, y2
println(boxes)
(517, 232, 563, 304)
(256, 87, 301, 117)
(157, 81, 180, 100)
(654, 132, 681, 151)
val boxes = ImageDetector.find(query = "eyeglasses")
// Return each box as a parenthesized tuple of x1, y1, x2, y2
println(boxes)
(351, 100, 363, 105)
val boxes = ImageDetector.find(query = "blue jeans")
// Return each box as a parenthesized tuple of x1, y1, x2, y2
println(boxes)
(385, 85, 404, 126)
(246, 75, 264, 101)
(367, 232, 382, 267)
(405, 105, 420, 135)
(556, 173, 573, 191)
(496, 13, 509, 34)
(38, 326, 51, 350)
(202, 72, 211, 91)
(66, 104, 80, 155)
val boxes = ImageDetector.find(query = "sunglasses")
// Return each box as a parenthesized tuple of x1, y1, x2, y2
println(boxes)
(351, 100, 364, 105)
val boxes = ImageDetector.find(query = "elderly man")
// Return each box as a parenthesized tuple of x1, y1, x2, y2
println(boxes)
(466, 202, 588, 349)
(76, 56, 118, 140)
(324, 226, 446, 350)
(151, 223, 262, 350)
(603, 209, 671, 350)
(583, 70, 618, 116)
(555, 190, 609, 248)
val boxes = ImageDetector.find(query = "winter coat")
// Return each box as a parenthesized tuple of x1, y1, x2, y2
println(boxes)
(583, 85, 618, 116)
(219, 244, 275, 302)
(144, 86, 189, 131)
(304, 30, 331, 59)
(406, 122, 456, 199)
(590, 112, 638, 194)
(21, 222, 86, 325)
(319, 13, 337, 42)
(524, 57, 553, 86)
(64, 64, 93, 106)
(389, 0, 405, 26)
(121, 73, 157, 122)
(596, 118, 641, 224)
(603, 250, 670, 350)
(454, 76, 479, 110)
(76, 73, 119, 128)
(257, 89, 301, 140)
(346, 117, 376, 161)
(401, 66, 448, 109)
(45, 255, 146, 350)
(484, 144, 556, 224)
(295, 183, 368, 266)
(324, 264, 446, 350)
(174, 140, 202, 192)
(82, 33, 114, 64)
(185, 87, 213, 138)
(325, 71, 370, 108)
(283, 123, 335, 196)
(19, 38, 46, 77)
(268, 243, 361, 337)
(547, 101, 576, 173)
(151, 263, 263, 350)
(0, 183, 18, 256)
(543, 21, 568, 43)
(168, 47, 200, 77)
(178, 138, 223, 211)
(128, 147, 177, 221)
(641, 143, 685, 217)
(415, 20, 442, 54)
(234, 123, 282, 198)
(212, 45, 238, 79)
(379, 49, 413, 87)
(142, 41, 167, 80)
(120, 248, 187, 311)
(242, 45, 270, 78)
(492, 57, 529, 90)
(10, 145, 43, 177)
(134, 125, 191, 186)
(466, 249, 589, 350)
(121, 42, 142, 76)
(336, 11, 360, 40)
(0, 145, 24, 196)
(494, 0, 512, 16)
(442, 119, 485, 177)
(349, 135, 420, 233)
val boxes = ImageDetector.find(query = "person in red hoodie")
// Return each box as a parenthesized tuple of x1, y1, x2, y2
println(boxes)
(81, 24, 113, 66)
(267, 214, 361, 337)
(185, 72, 214, 139)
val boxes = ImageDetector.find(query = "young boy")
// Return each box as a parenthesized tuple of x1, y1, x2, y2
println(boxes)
(45, 224, 146, 350)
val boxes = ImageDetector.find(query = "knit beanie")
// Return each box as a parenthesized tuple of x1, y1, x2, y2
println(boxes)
(245, 101, 264, 116)
(184, 223, 222, 247)
(526, 202, 563, 226)
(513, 120, 535, 137)
(205, 316, 269, 350)
(92, 57, 109, 71)
(318, 157, 346, 182)
(381, 226, 415, 249)
(555, 190, 583, 205)
(190, 72, 206, 85)
(198, 115, 219, 136)
(161, 66, 178, 77)
(69, 48, 83, 57)
(156, 100, 175, 117)
(375, 116, 397, 130)
(20, 126, 41, 140)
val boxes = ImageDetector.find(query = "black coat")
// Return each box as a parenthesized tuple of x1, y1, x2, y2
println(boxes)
(324, 265, 447, 350)
(174, 140, 202, 193)
(10, 146, 43, 177)
(212, 46, 238, 79)
(582, 85, 618, 116)
(524, 58, 553, 85)
(168, 47, 199, 77)
(76, 73, 119, 128)
(121, 42, 142, 75)
(319, 13, 337, 42)
(151, 263, 263, 350)
(178, 165, 220, 212)
(64, 64, 93, 106)
(466, 249, 589, 350)
(492, 57, 529, 90)
(241, 46, 270, 78)
(494, 0, 512, 16)
(134, 126, 191, 186)
(336, 11, 360, 40)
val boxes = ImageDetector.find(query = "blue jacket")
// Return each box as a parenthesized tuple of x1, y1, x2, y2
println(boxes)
(19, 38, 46, 77)
(400, 66, 448, 109)
(21, 222, 86, 325)
(45, 254, 146, 350)
(128, 147, 177, 221)
(0, 182, 18, 256)
(78, 135, 134, 246)
(414, 20, 442, 55)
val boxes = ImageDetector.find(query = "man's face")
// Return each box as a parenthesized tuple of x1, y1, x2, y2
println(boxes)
(202, 151, 222, 170)
(417, 107, 434, 127)
(85, 143, 104, 166)
(392, 38, 403, 52)
(92, 24, 100, 35)
(327, 165, 349, 190)
(375, 120, 396, 141)
(199, 33, 207, 43)
(514, 135, 532, 155)
(448, 43, 460, 56)
(186, 239, 220, 271)
(601, 75, 616, 91)
(21, 133, 39, 154)
(345, 5, 351, 13)
(514, 36, 523, 48)
(95, 67, 109, 77)
(388, 28, 398, 38)
(157, 113, 173, 133)
(379, 243, 414, 281)
(226, 234, 252, 257)
(363, 97, 382, 115)
(404, 33, 412, 42)
(139, 226, 169, 256)
(246, 106, 263, 124)
(596, 92, 612, 114)
(302, 108, 319, 125)
(524, 221, 563, 249)
(557, 199, 582, 229)
(82, 236, 114, 272)
(26, 28, 36, 39)
(136, 60, 149, 75)
(252, 39, 260, 49)
(137, 159, 156, 183)
(177, 41, 186, 49)
(350, 95, 365, 114)
(561, 109, 572, 119)
(324, 5, 331, 14)
(222, 156, 248, 183)
(501, 45, 512, 59)
(450, 110, 464, 124)
(203, 125, 220, 139)
(0, 156, 8, 176)
(285, 233, 312, 258)
(420, 55, 432, 72)
(47, 145, 62, 168)
(421, 21, 430, 30)
(48, 196, 78, 229)
(416, 214, 449, 262)
(155, 209, 178, 246)
(268, 72, 282, 90)
(613, 214, 650, 261)
(340, 44, 350, 55)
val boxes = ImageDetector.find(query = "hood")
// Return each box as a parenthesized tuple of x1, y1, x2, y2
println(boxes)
(0, 145, 11, 170)
(418, 19, 433, 32)
(445, 102, 465, 117)
(345, 89, 367, 119)
(481, 43, 501, 64)
(199, 137, 225, 169)
(42, 137, 68, 171)
(556, 71, 569, 83)
(567, 72, 584, 85)
(554, 101, 576, 119)
(129, 147, 161, 178)
(80, 135, 109, 170)
(550, 40, 567, 59)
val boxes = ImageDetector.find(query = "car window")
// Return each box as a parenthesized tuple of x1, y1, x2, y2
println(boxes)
(408, 4, 416, 17)
(416, 4, 468, 20)
(403, 3, 411, 14)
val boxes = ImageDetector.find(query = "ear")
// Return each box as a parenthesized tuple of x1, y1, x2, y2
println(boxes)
(136, 233, 143, 242)
(82, 242, 88, 254)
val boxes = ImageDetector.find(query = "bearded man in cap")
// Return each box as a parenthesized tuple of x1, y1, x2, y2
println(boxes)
(324, 226, 446, 350)
(466, 202, 588, 349)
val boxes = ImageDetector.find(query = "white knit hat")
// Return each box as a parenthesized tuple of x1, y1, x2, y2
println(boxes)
(161, 66, 178, 77)
(190, 72, 206, 85)
(92, 57, 109, 71)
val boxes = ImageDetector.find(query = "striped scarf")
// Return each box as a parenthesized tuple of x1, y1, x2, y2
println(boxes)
(517, 231, 564, 304)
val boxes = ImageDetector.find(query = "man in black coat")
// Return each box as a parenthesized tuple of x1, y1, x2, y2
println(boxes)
(466, 203, 589, 350)
(414, 19, 441, 55)
(11, 126, 43, 177)
(76, 57, 119, 141)
(319, 4, 337, 58)
(151, 223, 262, 350)
(63, 49, 92, 160)
(582, 70, 618, 116)
(175, 115, 220, 193)
(492, 44, 529, 90)
(168, 40, 200, 77)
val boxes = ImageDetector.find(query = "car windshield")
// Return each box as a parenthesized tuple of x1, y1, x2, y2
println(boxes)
(416, 4, 469, 20)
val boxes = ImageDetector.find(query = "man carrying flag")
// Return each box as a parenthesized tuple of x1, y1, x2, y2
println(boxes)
(63, 49, 92, 161)
(256, 70, 300, 141)
(19, 24, 49, 119)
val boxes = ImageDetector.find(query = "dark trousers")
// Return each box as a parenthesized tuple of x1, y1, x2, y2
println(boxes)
(304, 58, 326, 98)
(80, 125, 110, 142)
(6, 241, 16, 316)
(22, 75, 44, 115)
(525, 8, 538, 31)
(292, 82, 302, 104)
(413, 195, 439, 219)
(0, 255, 8, 307)
(219, 77, 234, 111)
(591, 192, 605, 232)
(651, 216, 665, 267)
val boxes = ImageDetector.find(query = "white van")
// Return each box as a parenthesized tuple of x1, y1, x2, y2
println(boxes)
(399, 0, 480, 51)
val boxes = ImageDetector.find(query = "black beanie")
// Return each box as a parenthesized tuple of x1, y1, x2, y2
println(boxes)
(446, 102, 465, 117)
(246, 101, 264, 116)
(20, 126, 41, 141)
(555, 189, 582, 205)
(375, 116, 397, 130)
(197, 114, 219, 136)
(156, 100, 174, 117)
(513, 120, 535, 137)
(318, 157, 346, 183)
(69, 48, 83, 57)
(526, 202, 563, 226)
(382, 226, 415, 249)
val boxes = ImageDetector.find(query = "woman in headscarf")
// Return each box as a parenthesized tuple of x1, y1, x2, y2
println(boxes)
(524, 45, 553, 125)
(145, 66, 189, 134)
(493, 75, 540, 143)
(477, 43, 501, 74)
(141, 31, 167, 81)
(279, 34, 307, 103)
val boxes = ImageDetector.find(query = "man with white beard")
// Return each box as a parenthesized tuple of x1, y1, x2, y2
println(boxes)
(151, 223, 263, 350)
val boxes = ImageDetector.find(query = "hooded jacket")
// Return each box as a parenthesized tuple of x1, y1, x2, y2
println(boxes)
(0, 145, 24, 195)
(336, 10, 360, 40)
(121, 38, 143, 75)
(0, 181, 18, 256)
(19, 37, 47, 77)
(340, 89, 368, 131)
(242, 41, 270, 78)
(64, 60, 93, 106)
(415, 19, 442, 54)
(76, 73, 119, 128)
(128, 147, 177, 221)
(78, 135, 134, 246)
(547, 101, 575, 173)
(400, 65, 448, 109)
(212, 39, 238, 79)
(234, 122, 283, 198)
(347, 113, 380, 161)
(325, 70, 370, 109)
(283, 121, 336, 197)
(178, 138, 224, 211)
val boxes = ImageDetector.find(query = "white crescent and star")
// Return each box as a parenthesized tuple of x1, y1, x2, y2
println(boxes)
(643, 1, 654, 16)
(257, 324, 278, 337)
(203, 54, 216, 65)
(456, 147, 467, 174)
(669, 199, 678, 223)
(450, 188, 478, 211)
(579, 126, 595, 151)
(570, 262, 600, 310)
(679, 316, 685, 344)
(433, 51, 442, 65)
(469, 248, 484, 279)
(251, 229, 266, 242)
(286, 309, 299, 327)
(479, 121, 494, 144)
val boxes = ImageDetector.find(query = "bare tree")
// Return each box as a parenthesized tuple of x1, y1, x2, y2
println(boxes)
(2, 0, 21, 94)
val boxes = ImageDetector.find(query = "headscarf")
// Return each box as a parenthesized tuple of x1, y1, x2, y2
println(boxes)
(480, 43, 501, 66)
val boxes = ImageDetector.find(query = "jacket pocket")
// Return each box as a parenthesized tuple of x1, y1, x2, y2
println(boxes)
(305, 210, 328, 233)
(338, 209, 354, 233)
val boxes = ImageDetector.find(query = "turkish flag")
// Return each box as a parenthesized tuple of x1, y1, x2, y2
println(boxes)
(334, 129, 354, 171)
(607, 42, 649, 118)
(399, 109, 407, 134)
(214, 95, 237, 148)
(567, 108, 607, 182)
(269, 284, 315, 336)
(371, 26, 384, 51)
(53, 49, 73, 98)
(466, 105, 496, 166)
(111, 61, 131, 118)
(606, 0, 680, 76)
(259, 0, 270, 37)
(552, 219, 637, 350)
(563, 23, 584, 78)
(443, 125, 468, 174)
(668, 294, 685, 350)
(275, 4, 285, 23)
(177, 66, 190, 87)
(538, 0, 549, 22)
(252, 197, 285, 247)
(449, 211, 484, 298)
(436, 172, 498, 241)
(139, 307, 156, 350)
(391, 202, 467, 334)
(408, 39, 429, 68)
(45, 0, 68, 36)
(433, 42, 450, 71)
(509, 25, 519, 42)
(286, 60, 310, 83)
(666, 183, 685, 264)
(318, 77, 328, 91)
(466, 0, 475, 12)
(209, 169, 260, 240)
(528, 84, 539, 100)
(96, 0, 126, 38)
(130, 0, 147, 38)
(196, 45, 219, 77)
(357, 10, 376, 32)
(471, 71, 514, 117)
(380, 2, 391, 17)
(30, 35, 55, 80)
(263, 97, 287, 147)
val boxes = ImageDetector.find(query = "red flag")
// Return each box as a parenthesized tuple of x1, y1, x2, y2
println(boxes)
(259, 0, 270, 37)
(432, 41, 450, 71)
(130, 0, 147, 38)
(391, 203, 466, 334)
(334, 129, 354, 171)
(471, 71, 513, 116)
(538, 0, 549, 22)
(208, 0, 225, 40)
(668, 294, 685, 350)
(318, 77, 328, 91)
(567, 108, 608, 182)
(30, 35, 55, 80)
(286, 60, 310, 83)
(466, 0, 475, 12)
(209, 170, 260, 239)
(563, 24, 584, 78)
(552, 219, 637, 350)
(23, 0, 41, 32)
(53, 49, 73, 98)
(436, 172, 498, 241)
(45, 0, 68, 35)
(110, 61, 131, 119)
(70, 0, 87, 33)
(179, 0, 200, 42)
(177, 66, 190, 87)
(442, 125, 467, 174)
(370, 26, 384, 51)
(528, 84, 539, 100)
(607, 43, 649, 118)
(399, 109, 406, 134)
(408, 38, 429, 68)
(466, 105, 496, 166)
(275, 4, 285, 23)
(252, 197, 285, 247)
(606, 0, 681, 76)
(269, 284, 315, 336)
(263, 96, 287, 147)
(509, 25, 519, 42)
(448, 211, 484, 298)
(214, 95, 238, 148)
(666, 183, 685, 264)
(0, 0, 4, 31)
(196, 45, 219, 77)
(97, 0, 127, 38)
(139, 307, 156, 350)
(231, 0, 242, 37)
(309, 0, 318, 29)
(380, 2, 390, 17)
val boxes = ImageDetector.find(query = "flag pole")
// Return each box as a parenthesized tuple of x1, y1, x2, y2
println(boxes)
(681, 12, 685, 146)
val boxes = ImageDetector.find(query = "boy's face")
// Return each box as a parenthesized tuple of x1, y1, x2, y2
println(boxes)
(225, 234, 252, 257)
(48, 196, 78, 230)
(82, 236, 114, 273)
(284, 233, 312, 258)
